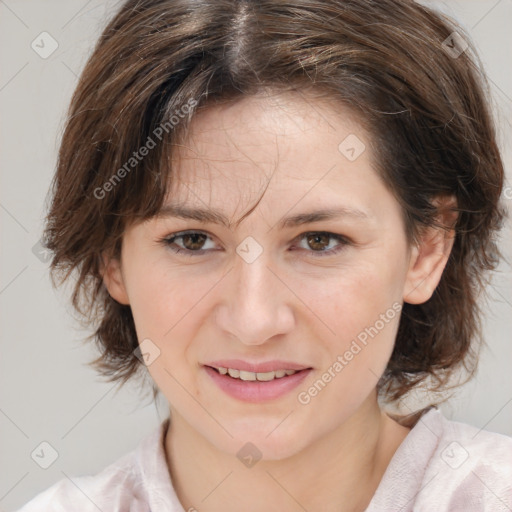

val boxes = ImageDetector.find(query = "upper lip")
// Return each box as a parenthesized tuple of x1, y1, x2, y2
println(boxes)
(205, 360, 311, 373)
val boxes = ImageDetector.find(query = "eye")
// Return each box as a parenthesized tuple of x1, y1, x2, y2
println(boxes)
(292, 231, 350, 257)
(160, 230, 350, 257)
(161, 230, 217, 256)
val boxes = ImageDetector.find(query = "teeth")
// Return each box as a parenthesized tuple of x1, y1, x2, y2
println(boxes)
(239, 370, 257, 381)
(215, 367, 299, 381)
(256, 371, 276, 381)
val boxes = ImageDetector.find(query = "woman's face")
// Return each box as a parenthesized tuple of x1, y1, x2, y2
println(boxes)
(104, 91, 429, 459)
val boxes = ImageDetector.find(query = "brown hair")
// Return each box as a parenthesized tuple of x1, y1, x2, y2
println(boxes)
(43, 0, 505, 403)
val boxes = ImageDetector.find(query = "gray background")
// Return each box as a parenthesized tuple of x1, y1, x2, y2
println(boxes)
(1, 0, 511, 510)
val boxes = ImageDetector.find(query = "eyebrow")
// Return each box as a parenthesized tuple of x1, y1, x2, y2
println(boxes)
(156, 203, 370, 229)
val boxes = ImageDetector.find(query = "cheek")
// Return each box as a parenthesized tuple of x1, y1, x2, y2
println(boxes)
(124, 247, 204, 336)
(295, 270, 401, 436)
(126, 273, 199, 407)
(126, 272, 174, 338)
(322, 259, 403, 338)
(123, 258, 213, 386)
(312, 251, 405, 387)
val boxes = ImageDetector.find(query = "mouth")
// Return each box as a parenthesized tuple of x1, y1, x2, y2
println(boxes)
(203, 361, 312, 402)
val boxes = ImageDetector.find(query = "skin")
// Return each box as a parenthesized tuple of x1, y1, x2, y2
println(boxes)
(102, 90, 457, 511)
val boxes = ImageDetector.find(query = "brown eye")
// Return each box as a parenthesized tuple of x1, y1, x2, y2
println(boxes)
(295, 231, 350, 257)
(306, 233, 330, 251)
(162, 231, 215, 255)
(180, 232, 208, 250)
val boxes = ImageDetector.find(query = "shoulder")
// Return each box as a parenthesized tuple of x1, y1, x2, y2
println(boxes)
(15, 452, 145, 512)
(421, 409, 512, 511)
(15, 419, 174, 512)
(367, 408, 512, 512)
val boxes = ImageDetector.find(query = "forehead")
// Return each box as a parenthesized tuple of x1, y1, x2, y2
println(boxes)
(168, 91, 373, 191)
(149, 91, 404, 234)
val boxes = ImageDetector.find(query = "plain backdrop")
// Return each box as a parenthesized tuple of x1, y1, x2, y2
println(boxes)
(1, 0, 511, 510)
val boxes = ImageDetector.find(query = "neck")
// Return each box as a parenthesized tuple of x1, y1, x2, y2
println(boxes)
(164, 393, 410, 512)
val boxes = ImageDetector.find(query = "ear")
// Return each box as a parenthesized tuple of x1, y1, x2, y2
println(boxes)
(403, 195, 458, 305)
(100, 251, 130, 305)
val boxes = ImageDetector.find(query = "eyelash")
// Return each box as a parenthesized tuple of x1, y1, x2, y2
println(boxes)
(159, 230, 351, 258)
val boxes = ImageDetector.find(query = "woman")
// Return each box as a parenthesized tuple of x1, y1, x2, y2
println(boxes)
(18, 0, 512, 510)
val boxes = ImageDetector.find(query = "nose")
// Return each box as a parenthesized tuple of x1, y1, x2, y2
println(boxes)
(214, 251, 295, 346)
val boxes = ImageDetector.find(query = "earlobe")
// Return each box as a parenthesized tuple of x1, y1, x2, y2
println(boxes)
(100, 252, 130, 305)
(403, 196, 458, 305)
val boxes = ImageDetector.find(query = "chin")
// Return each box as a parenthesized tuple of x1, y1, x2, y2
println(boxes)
(217, 418, 312, 462)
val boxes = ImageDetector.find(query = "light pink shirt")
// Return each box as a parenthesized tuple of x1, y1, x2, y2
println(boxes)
(16, 408, 512, 511)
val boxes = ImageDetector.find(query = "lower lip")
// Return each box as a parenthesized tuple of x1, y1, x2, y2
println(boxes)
(204, 366, 312, 403)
